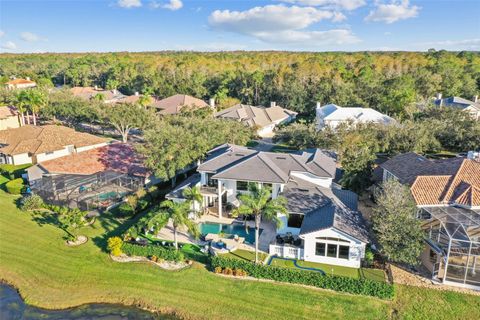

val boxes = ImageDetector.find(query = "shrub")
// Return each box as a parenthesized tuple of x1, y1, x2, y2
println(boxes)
(126, 195, 138, 212)
(150, 255, 158, 262)
(107, 237, 123, 256)
(5, 178, 25, 195)
(223, 267, 233, 275)
(214, 266, 223, 274)
(234, 269, 246, 277)
(364, 249, 375, 267)
(122, 242, 184, 262)
(0, 164, 31, 180)
(137, 199, 149, 211)
(20, 194, 44, 211)
(117, 202, 134, 217)
(210, 256, 394, 299)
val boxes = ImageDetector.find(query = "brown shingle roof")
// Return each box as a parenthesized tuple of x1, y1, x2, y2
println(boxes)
(215, 104, 297, 128)
(38, 143, 148, 177)
(6, 78, 36, 85)
(153, 94, 209, 115)
(0, 125, 107, 155)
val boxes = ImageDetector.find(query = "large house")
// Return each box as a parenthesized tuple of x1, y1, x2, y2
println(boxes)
(0, 125, 108, 165)
(215, 102, 298, 137)
(167, 144, 369, 268)
(70, 86, 127, 103)
(378, 152, 480, 289)
(5, 78, 37, 90)
(28, 142, 156, 211)
(316, 103, 395, 130)
(0, 106, 21, 130)
(434, 94, 480, 120)
(153, 94, 212, 115)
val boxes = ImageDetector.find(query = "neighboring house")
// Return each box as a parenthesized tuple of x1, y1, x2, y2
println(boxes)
(0, 125, 108, 165)
(378, 152, 480, 289)
(153, 94, 212, 115)
(5, 78, 37, 90)
(434, 94, 480, 120)
(316, 103, 395, 130)
(28, 143, 157, 210)
(70, 86, 127, 103)
(0, 106, 21, 130)
(167, 144, 369, 268)
(215, 102, 298, 137)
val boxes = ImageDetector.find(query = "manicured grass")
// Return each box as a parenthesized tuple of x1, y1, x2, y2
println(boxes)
(269, 257, 360, 278)
(141, 234, 209, 263)
(221, 249, 268, 262)
(0, 175, 9, 189)
(1, 190, 478, 320)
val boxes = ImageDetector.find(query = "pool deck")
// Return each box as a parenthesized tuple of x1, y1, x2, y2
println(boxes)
(155, 214, 277, 253)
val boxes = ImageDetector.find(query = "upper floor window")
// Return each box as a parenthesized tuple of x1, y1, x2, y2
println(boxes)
(287, 214, 304, 228)
(206, 173, 216, 187)
(237, 180, 249, 191)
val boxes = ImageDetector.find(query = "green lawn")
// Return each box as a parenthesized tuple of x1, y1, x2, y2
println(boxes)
(0, 175, 9, 189)
(1, 191, 479, 320)
(220, 249, 268, 262)
(269, 257, 361, 279)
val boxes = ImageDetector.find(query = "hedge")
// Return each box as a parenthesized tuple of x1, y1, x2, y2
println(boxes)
(0, 164, 31, 180)
(122, 242, 184, 262)
(211, 256, 394, 299)
(5, 178, 25, 195)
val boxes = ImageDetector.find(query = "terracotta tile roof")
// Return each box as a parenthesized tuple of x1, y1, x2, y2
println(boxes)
(0, 106, 18, 119)
(152, 94, 209, 115)
(410, 159, 480, 207)
(0, 125, 107, 155)
(39, 143, 148, 177)
(411, 175, 452, 206)
(6, 78, 36, 85)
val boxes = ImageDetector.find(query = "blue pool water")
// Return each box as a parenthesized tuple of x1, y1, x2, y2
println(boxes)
(199, 222, 261, 244)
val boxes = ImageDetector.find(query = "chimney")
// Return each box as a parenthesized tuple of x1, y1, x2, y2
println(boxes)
(474, 95, 478, 103)
(26, 77, 30, 81)
(316, 102, 321, 109)
(436, 93, 442, 100)
(270, 101, 276, 108)
(94, 85, 98, 90)
(209, 98, 215, 108)
(135, 91, 139, 96)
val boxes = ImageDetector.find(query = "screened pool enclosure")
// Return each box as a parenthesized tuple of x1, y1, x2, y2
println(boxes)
(419, 206, 480, 289)
(31, 171, 144, 211)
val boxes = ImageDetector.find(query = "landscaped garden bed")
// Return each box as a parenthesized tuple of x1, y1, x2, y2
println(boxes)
(211, 255, 394, 299)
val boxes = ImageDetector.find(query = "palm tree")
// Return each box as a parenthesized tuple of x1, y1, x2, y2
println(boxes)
(15, 90, 29, 126)
(182, 186, 203, 215)
(149, 200, 199, 250)
(28, 90, 47, 126)
(232, 183, 288, 263)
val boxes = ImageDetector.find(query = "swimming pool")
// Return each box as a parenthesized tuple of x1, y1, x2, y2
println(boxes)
(199, 222, 261, 244)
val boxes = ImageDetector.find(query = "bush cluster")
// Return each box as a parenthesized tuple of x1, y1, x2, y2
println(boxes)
(122, 242, 184, 262)
(20, 194, 44, 210)
(107, 237, 123, 256)
(214, 266, 246, 277)
(5, 178, 25, 194)
(211, 256, 394, 299)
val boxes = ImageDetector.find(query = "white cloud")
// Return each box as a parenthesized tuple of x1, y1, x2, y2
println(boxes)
(419, 38, 480, 50)
(150, 0, 182, 10)
(208, 4, 358, 46)
(365, 1, 419, 24)
(20, 32, 46, 42)
(0, 30, 4, 38)
(163, 0, 182, 11)
(280, 0, 366, 11)
(1, 41, 17, 50)
(117, 0, 142, 8)
(209, 5, 345, 34)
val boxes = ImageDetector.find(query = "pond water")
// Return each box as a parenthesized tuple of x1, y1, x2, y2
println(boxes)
(0, 283, 173, 320)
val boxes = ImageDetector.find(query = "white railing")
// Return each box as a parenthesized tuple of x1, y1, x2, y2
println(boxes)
(269, 244, 304, 260)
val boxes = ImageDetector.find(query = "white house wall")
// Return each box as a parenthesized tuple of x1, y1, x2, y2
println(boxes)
(302, 228, 365, 268)
(12, 153, 32, 165)
(291, 172, 332, 188)
(36, 147, 71, 163)
(76, 142, 109, 153)
(0, 116, 20, 130)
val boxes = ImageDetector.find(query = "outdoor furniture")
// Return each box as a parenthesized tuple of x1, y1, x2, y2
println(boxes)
(293, 238, 302, 246)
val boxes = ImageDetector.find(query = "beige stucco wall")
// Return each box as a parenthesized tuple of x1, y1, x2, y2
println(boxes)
(12, 153, 33, 165)
(0, 116, 20, 130)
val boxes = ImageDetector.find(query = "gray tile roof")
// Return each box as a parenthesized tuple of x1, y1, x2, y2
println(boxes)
(165, 173, 201, 199)
(199, 144, 336, 183)
(379, 152, 464, 185)
(285, 178, 369, 243)
(434, 96, 480, 111)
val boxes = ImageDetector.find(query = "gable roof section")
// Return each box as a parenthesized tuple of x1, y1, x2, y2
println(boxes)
(153, 94, 209, 115)
(0, 125, 107, 155)
(435, 96, 479, 110)
(286, 178, 368, 243)
(216, 104, 297, 128)
(319, 104, 395, 124)
(411, 175, 452, 206)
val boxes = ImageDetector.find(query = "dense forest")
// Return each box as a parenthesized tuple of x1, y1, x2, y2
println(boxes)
(1, 51, 479, 119)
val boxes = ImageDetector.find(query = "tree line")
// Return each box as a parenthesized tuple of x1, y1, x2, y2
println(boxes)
(1, 51, 479, 119)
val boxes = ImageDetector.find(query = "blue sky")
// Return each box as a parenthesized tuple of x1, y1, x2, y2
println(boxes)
(0, 0, 479, 52)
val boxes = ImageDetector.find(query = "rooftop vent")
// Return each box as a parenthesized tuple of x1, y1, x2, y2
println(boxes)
(276, 156, 287, 160)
